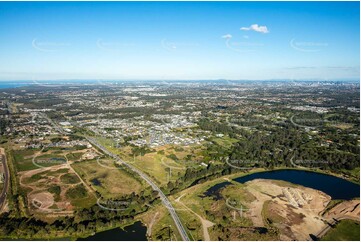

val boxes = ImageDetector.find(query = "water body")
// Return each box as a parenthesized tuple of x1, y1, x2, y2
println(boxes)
(200, 181, 231, 200)
(0, 81, 31, 89)
(233, 169, 360, 200)
(91, 178, 102, 186)
(79, 221, 147, 241)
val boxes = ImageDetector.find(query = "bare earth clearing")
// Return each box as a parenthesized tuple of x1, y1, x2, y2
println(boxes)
(244, 179, 331, 240)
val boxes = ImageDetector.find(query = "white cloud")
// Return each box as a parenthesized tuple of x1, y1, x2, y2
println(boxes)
(241, 24, 269, 34)
(221, 34, 232, 39)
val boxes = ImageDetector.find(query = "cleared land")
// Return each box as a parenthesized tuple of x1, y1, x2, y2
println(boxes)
(19, 165, 96, 216)
(12, 137, 105, 217)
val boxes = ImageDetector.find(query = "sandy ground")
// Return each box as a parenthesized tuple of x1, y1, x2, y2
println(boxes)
(147, 211, 159, 237)
(29, 192, 55, 209)
(243, 179, 331, 241)
(324, 199, 360, 221)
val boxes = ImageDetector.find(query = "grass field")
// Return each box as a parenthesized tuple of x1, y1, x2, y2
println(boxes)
(71, 158, 143, 199)
(12, 148, 41, 171)
(66, 184, 88, 199)
(322, 220, 360, 241)
(47, 185, 61, 202)
(60, 173, 81, 184)
(210, 136, 238, 149)
(95, 136, 213, 187)
(12, 143, 98, 172)
(65, 183, 96, 208)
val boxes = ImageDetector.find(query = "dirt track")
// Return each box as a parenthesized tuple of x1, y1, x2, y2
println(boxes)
(176, 194, 215, 241)
(18, 150, 95, 215)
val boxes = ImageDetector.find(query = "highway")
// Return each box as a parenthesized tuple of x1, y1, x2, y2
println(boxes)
(40, 112, 190, 241)
(0, 148, 9, 212)
(85, 136, 190, 241)
(37, 112, 66, 134)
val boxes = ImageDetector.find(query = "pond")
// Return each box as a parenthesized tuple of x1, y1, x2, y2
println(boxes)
(91, 178, 102, 186)
(200, 181, 231, 200)
(78, 221, 147, 241)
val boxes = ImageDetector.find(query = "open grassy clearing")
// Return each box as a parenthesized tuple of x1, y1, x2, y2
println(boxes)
(210, 136, 238, 149)
(60, 173, 81, 184)
(12, 148, 41, 171)
(129, 144, 208, 187)
(71, 158, 143, 199)
(95, 135, 234, 187)
(12, 145, 99, 172)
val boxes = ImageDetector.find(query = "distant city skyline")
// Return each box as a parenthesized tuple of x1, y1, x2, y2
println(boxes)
(0, 1, 359, 81)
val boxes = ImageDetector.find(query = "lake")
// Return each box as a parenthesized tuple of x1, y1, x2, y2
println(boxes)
(78, 221, 147, 241)
(233, 169, 360, 200)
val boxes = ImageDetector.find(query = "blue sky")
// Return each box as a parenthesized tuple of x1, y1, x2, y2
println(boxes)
(0, 1, 359, 80)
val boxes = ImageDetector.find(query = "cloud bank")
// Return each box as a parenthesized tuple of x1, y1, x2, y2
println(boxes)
(241, 24, 269, 33)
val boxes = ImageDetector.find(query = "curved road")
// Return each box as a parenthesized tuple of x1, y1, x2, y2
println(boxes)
(0, 148, 9, 212)
(85, 136, 190, 241)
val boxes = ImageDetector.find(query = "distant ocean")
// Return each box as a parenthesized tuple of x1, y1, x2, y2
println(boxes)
(0, 80, 118, 89)
(0, 81, 32, 89)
